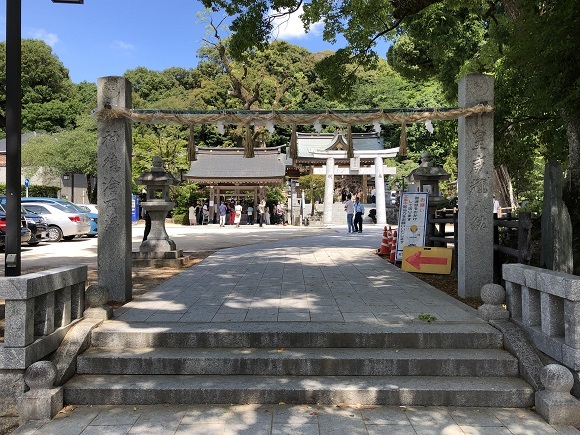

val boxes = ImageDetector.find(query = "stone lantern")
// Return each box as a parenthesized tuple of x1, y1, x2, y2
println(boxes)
(407, 151, 450, 245)
(135, 156, 179, 253)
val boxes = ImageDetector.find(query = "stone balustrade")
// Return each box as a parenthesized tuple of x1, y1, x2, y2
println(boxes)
(503, 263, 580, 391)
(0, 265, 87, 370)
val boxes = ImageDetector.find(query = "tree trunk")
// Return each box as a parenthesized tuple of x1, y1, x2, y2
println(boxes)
(563, 113, 580, 272)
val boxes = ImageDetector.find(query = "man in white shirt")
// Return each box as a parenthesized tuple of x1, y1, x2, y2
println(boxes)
(353, 196, 365, 233)
(344, 195, 355, 234)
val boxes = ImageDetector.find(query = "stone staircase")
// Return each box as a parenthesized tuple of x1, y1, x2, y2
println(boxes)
(63, 321, 534, 407)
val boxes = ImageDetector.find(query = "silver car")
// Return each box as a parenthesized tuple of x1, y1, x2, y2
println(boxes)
(22, 202, 90, 242)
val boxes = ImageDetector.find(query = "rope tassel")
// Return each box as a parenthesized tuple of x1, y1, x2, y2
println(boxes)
(347, 124, 354, 159)
(188, 125, 196, 161)
(399, 121, 408, 157)
(290, 123, 298, 160)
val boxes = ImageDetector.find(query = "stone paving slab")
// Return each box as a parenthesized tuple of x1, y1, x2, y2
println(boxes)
(112, 230, 482, 324)
(11, 404, 580, 435)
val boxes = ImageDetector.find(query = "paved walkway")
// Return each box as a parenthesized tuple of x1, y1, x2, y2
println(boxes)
(114, 231, 479, 324)
(11, 227, 580, 434)
(14, 403, 579, 435)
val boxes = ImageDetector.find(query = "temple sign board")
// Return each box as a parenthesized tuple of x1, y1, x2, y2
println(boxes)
(313, 165, 397, 176)
(395, 192, 429, 262)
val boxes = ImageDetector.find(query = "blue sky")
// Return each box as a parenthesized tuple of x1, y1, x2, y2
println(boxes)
(0, 0, 390, 84)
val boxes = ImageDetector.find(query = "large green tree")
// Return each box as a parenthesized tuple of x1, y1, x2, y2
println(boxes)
(21, 115, 98, 202)
(0, 39, 79, 133)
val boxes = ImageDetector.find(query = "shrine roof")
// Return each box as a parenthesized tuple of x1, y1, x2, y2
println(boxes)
(184, 147, 286, 181)
(296, 132, 384, 159)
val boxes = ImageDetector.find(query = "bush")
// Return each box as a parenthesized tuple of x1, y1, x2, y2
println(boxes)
(170, 183, 207, 216)
(0, 183, 60, 197)
(172, 213, 188, 225)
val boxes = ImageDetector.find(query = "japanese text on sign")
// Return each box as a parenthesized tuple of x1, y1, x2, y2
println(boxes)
(395, 192, 429, 261)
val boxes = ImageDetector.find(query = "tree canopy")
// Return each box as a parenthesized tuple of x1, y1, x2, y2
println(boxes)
(0, 39, 81, 133)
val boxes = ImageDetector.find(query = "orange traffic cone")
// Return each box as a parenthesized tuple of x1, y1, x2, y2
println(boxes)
(389, 229, 398, 262)
(377, 226, 391, 256)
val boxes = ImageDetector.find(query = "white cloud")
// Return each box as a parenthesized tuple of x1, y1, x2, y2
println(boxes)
(111, 40, 135, 51)
(270, 5, 324, 40)
(28, 28, 59, 47)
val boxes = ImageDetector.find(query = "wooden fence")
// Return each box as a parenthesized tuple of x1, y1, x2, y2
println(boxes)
(427, 209, 532, 283)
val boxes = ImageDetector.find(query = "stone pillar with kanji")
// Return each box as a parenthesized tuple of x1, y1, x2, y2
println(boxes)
(457, 74, 494, 299)
(97, 76, 133, 303)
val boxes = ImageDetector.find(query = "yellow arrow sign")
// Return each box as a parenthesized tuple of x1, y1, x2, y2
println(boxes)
(402, 246, 453, 274)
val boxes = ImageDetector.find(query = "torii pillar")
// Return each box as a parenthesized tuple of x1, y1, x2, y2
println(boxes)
(322, 157, 335, 226)
(374, 156, 387, 225)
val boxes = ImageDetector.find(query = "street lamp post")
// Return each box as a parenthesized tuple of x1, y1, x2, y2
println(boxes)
(4, 0, 84, 276)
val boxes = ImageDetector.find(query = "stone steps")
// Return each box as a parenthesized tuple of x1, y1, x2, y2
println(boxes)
(63, 374, 534, 407)
(77, 347, 519, 377)
(64, 321, 534, 408)
(89, 321, 504, 349)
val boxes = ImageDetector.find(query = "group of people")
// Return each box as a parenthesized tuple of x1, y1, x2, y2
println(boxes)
(344, 194, 365, 234)
(340, 186, 376, 204)
(188, 202, 209, 225)
(190, 199, 288, 227)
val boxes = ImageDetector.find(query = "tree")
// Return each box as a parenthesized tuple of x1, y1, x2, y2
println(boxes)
(0, 39, 79, 133)
(21, 115, 98, 202)
(298, 174, 325, 216)
(132, 124, 190, 180)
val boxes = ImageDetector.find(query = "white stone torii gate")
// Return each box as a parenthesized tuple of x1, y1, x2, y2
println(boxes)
(311, 148, 399, 226)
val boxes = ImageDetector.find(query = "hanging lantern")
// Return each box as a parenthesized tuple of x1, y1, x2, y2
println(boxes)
(373, 120, 381, 134)
(217, 121, 225, 135)
(313, 119, 322, 133)
(425, 120, 434, 134)
(266, 121, 275, 134)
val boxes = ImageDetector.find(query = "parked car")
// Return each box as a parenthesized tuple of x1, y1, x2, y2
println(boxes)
(20, 197, 97, 238)
(22, 207, 49, 245)
(76, 203, 98, 214)
(0, 210, 32, 246)
(0, 202, 48, 245)
(20, 202, 90, 242)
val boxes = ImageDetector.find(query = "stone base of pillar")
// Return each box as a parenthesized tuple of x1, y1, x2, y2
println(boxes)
(18, 388, 63, 425)
(139, 239, 177, 252)
(132, 250, 192, 268)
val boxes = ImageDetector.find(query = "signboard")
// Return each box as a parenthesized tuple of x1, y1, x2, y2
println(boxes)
(131, 195, 140, 222)
(313, 166, 397, 176)
(401, 246, 453, 274)
(395, 192, 429, 261)
(350, 157, 360, 170)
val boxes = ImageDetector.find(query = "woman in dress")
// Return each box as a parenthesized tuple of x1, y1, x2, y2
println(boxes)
(234, 201, 243, 227)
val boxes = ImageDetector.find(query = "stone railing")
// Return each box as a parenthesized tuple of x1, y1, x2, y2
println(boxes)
(0, 265, 87, 370)
(502, 264, 580, 381)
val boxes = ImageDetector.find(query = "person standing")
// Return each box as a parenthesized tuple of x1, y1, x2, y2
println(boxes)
(493, 195, 501, 216)
(264, 203, 271, 225)
(234, 201, 243, 227)
(276, 201, 286, 225)
(194, 202, 203, 225)
(188, 203, 196, 225)
(229, 201, 236, 225)
(257, 199, 266, 227)
(344, 194, 355, 234)
(247, 204, 254, 225)
(142, 209, 151, 241)
(218, 201, 227, 227)
(353, 196, 365, 233)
